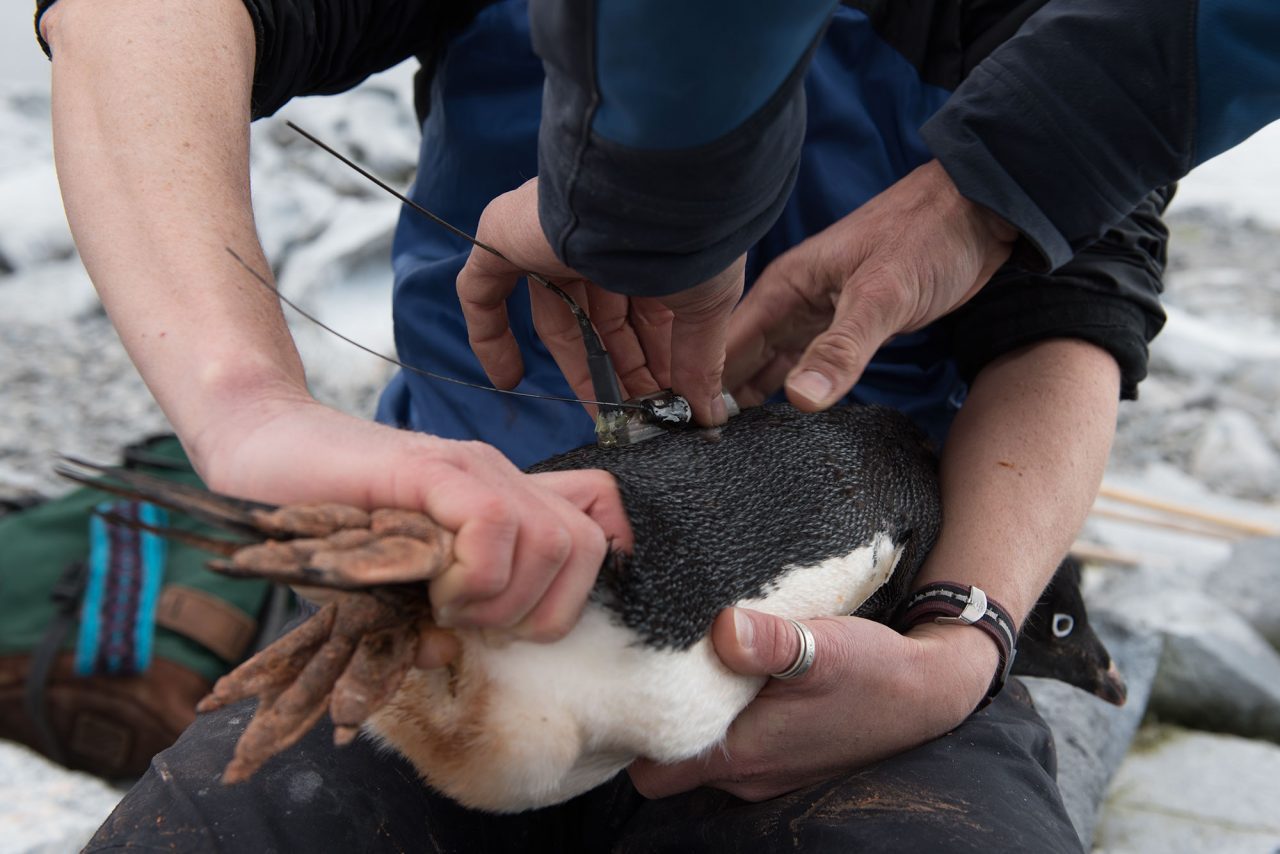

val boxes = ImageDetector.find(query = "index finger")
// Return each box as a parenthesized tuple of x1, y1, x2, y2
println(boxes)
(662, 258, 745, 425)
(457, 246, 526, 390)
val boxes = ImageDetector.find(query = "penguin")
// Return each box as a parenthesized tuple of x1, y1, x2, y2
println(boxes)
(364, 402, 942, 811)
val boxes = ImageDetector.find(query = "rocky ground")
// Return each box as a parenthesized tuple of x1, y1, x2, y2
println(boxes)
(2, 69, 1279, 852)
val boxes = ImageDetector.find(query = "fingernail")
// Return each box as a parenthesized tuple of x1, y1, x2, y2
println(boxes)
(788, 371, 832, 406)
(733, 609, 755, 650)
(434, 605, 456, 627)
(709, 393, 728, 425)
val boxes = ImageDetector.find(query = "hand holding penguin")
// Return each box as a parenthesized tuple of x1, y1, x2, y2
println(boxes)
(628, 609, 998, 801)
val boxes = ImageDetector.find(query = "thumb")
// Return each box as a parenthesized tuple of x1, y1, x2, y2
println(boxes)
(784, 273, 902, 411)
(711, 608, 812, 678)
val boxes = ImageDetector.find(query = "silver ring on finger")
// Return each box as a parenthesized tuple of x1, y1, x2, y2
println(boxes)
(771, 619, 816, 680)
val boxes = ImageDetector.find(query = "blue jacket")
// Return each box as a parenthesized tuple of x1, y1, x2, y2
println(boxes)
(354, 2, 1167, 464)
(378, 2, 974, 464)
(34, 0, 1178, 464)
(34, 0, 1267, 285)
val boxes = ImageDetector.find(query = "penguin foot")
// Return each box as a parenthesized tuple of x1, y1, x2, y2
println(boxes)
(201, 587, 431, 783)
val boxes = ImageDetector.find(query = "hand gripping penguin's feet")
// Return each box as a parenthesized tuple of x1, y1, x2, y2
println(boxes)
(62, 403, 942, 812)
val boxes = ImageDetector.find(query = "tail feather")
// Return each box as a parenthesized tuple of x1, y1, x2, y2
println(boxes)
(93, 507, 248, 557)
(56, 456, 274, 538)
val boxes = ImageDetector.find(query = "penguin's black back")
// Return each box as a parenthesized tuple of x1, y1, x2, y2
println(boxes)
(528, 404, 941, 649)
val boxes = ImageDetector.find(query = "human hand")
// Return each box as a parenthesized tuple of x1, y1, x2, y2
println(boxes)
(627, 607, 998, 801)
(457, 177, 744, 425)
(725, 160, 1017, 410)
(188, 392, 633, 665)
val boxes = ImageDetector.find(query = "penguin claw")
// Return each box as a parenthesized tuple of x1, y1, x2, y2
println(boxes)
(207, 526, 453, 591)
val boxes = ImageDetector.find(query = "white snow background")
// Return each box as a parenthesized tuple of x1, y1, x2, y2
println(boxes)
(4, 6, 1280, 853)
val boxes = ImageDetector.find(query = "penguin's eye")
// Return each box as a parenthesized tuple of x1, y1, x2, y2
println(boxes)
(1052, 613, 1074, 638)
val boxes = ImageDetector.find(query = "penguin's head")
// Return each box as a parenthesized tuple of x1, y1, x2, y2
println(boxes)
(1014, 556, 1126, 705)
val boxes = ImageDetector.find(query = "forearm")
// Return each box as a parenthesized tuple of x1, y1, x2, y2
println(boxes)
(44, 0, 308, 474)
(916, 338, 1120, 624)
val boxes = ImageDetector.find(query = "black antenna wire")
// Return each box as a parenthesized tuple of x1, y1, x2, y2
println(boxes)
(225, 248, 644, 411)
(285, 122, 620, 391)
(277, 121, 629, 413)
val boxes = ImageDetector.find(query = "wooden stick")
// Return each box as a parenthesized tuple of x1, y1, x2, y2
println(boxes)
(1069, 540, 1144, 567)
(1098, 483, 1280, 538)
(1088, 505, 1243, 540)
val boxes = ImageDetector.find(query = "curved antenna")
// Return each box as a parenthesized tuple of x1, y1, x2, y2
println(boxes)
(284, 122, 623, 410)
(225, 248, 643, 411)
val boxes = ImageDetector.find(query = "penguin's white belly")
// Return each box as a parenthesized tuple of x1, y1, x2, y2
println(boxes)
(366, 533, 902, 813)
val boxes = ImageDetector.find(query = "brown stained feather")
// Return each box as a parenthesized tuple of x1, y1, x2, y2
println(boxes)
(218, 589, 433, 783)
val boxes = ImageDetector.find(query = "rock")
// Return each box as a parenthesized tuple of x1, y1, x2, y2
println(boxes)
(0, 90, 54, 176)
(1207, 537, 1280, 649)
(1093, 726, 1280, 854)
(274, 196, 400, 307)
(249, 168, 341, 263)
(279, 82, 419, 179)
(1114, 589, 1280, 741)
(261, 80, 419, 198)
(1232, 359, 1280, 408)
(1189, 408, 1280, 500)
(0, 740, 123, 853)
(0, 317, 171, 497)
(0, 258, 97, 324)
(273, 195, 399, 417)
(0, 161, 76, 273)
(1023, 611, 1163, 849)
(1147, 306, 1280, 383)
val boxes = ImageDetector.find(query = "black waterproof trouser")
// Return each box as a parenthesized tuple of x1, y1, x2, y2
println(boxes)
(85, 679, 1081, 853)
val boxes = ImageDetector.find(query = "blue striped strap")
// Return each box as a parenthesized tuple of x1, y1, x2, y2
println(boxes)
(74, 501, 168, 676)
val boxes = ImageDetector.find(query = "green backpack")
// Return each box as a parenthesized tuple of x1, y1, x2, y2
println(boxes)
(0, 436, 288, 778)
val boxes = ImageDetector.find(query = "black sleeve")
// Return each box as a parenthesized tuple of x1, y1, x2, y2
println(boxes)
(922, 0, 1280, 271)
(944, 187, 1171, 401)
(34, 0, 482, 119)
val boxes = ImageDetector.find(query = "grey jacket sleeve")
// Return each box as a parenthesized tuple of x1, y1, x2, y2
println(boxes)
(530, 0, 836, 296)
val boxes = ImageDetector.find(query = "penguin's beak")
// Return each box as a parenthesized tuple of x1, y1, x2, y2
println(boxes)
(1096, 660, 1127, 706)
